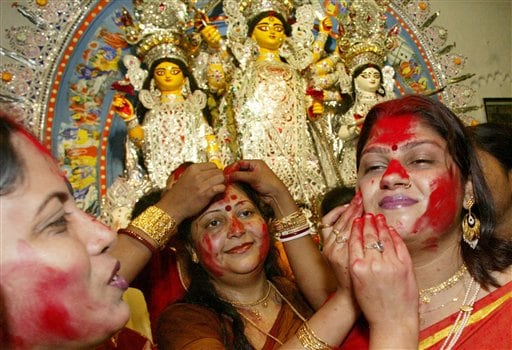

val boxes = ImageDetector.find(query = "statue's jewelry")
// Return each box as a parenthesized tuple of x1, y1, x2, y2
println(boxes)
(420, 264, 467, 304)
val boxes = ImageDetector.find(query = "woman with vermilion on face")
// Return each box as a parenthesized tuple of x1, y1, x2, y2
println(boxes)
(332, 94, 512, 349)
(0, 114, 131, 349)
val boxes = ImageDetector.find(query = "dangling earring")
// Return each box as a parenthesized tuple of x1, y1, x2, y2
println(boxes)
(462, 196, 480, 249)
(191, 251, 199, 264)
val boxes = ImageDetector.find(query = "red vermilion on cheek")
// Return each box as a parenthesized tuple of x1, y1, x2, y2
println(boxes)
(3, 262, 87, 345)
(383, 159, 409, 179)
(259, 223, 270, 262)
(198, 235, 224, 277)
(371, 115, 416, 145)
(414, 168, 460, 238)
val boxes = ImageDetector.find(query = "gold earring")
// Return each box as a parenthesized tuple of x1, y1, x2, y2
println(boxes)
(190, 251, 199, 264)
(462, 197, 480, 249)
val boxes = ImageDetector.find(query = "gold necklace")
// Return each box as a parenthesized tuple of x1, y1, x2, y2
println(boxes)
(237, 281, 307, 347)
(219, 280, 272, 319)
(420, 264, 467, 304)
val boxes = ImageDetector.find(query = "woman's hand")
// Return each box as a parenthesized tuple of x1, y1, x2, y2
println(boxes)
(320, 192, 363, 295)
(224, 160, 297, 217)
(157, 162, 226, 222)
(349, 214, 419, 349)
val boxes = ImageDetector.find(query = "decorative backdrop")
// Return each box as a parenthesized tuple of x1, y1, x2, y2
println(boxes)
(0, 0, 477, 215)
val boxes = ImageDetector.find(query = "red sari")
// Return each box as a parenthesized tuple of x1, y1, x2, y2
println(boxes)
(339, 280, 512, 349)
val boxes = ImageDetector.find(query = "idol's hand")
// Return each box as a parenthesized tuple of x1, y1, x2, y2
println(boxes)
(200, 25, 222, 49)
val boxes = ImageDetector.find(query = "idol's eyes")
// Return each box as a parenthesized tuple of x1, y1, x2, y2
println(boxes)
(256, 24, 284, 33)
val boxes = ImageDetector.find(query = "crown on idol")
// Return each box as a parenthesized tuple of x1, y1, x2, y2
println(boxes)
(120, 0, 200, 69)
(239, 0, 295, 22)
(337, 0, 398, 76)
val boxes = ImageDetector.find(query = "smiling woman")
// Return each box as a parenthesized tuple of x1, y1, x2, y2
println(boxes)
(338, 94, 512, 349)
(0, 113, 130, 349)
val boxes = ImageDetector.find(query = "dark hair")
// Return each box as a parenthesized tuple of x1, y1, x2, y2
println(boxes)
(356, 94, 512, 288)
(0, 113, 47, 196)
(247, 10, 292, 37)
(320, 186, 356, 216)
(468, 122, 512, 171)
(0, 114, 23, 196)
(176, 182, 283, 349)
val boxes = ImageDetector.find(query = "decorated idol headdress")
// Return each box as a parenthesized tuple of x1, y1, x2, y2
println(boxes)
(337, 0, 399, 76)
(224, 0, 315, 70)
(239, 0, 294, 23)
(120, 0, 200, 69)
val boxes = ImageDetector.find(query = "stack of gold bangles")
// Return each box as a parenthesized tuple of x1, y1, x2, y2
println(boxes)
(271, 210, 310, 242)
(296, 322, 333, 350)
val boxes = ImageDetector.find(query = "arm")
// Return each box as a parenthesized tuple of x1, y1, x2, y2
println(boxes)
(111, 162, 226, 283)
(225, 160, 336, 309)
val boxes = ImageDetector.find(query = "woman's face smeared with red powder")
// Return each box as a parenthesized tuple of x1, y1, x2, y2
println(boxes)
(0, 133, 130, 348)
(357, 114, 467, 248)
(190, 185, 269, 279)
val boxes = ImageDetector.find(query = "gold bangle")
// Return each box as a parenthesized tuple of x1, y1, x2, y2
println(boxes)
(296, 322, 333, 350)
(130, 206, 177, 249)
(271, 210, 308, 232)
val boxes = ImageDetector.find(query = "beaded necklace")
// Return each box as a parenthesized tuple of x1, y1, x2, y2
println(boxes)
(440, 277, 481, 350)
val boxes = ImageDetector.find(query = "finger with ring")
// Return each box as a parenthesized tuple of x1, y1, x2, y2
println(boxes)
(335, 234, 349, 244)
(318, 223, 332, 230)
(364, 240, 384, 252)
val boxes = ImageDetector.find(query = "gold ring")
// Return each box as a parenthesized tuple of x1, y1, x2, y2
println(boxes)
(318, 223, 332, 230)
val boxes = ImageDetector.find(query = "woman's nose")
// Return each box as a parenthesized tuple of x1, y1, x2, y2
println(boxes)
(379, 159, 411, 190)
(227, 217, 245, 238)
(76, 212, 117, 255)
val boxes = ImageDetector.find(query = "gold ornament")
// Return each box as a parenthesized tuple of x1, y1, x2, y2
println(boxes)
(462, 197, 480, 249)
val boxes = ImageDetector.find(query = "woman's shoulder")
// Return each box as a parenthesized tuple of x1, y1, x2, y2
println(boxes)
(156, 303, 229, 348)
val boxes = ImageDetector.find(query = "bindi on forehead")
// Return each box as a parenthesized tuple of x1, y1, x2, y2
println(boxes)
(225, 205, 232, 212)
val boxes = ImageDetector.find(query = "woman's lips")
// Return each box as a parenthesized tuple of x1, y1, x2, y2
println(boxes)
(109, 261, 129, 291)
(379, 195, 418, 209)
(225, 242, 253, 254)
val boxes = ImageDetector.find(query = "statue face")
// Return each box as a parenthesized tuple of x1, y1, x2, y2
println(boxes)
(251, 15, 286, 51)
(355, 67, 381, 93)
(153, 61, 185, 93)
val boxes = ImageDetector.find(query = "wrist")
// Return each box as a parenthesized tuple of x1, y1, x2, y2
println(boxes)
(129, 205, 177, 249)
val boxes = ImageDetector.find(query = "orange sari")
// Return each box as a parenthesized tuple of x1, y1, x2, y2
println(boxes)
(339, 280, 512, 349)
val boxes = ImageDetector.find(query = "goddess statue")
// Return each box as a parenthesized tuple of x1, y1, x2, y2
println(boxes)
(101, 2, 223, 228)
(216, 0, 331, 220)
(309, 0, 398, 188)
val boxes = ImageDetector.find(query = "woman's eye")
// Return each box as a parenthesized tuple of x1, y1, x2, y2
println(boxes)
(48, 215, 69, 234)
(239, 209, 254, 218)
(363, 164, 386, 174)
(206, 219, 221, 229)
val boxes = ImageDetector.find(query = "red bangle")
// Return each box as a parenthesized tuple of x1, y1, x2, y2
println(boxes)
(117, 228, 157, 254)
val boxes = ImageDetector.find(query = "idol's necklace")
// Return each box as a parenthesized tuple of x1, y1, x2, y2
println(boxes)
(219, 280, 272, 320)
(420, 264, 467, 304)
